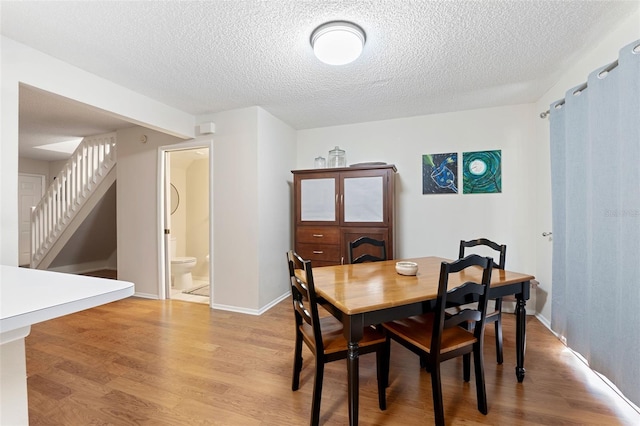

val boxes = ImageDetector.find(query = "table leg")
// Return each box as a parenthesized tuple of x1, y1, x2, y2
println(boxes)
(515, 293, 527, 382)
(1, 326, 32, 425)
(347, 341, 359, 425)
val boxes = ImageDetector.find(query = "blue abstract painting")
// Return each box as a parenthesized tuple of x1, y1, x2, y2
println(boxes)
(422, 152, 458, 194)
(462, 150, 502, 194)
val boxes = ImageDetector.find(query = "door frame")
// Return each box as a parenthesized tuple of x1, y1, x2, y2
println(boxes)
(157, 136, 214, 306)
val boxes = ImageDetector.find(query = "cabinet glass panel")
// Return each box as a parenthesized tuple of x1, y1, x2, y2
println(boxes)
(344, 176, 383, 222)
(301, 178, 336, 221)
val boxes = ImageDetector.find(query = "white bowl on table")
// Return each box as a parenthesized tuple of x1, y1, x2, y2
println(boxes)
(396, 261, 418, 276)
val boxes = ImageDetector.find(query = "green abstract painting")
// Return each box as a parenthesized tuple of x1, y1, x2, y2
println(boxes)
(462, 150, 502, 194)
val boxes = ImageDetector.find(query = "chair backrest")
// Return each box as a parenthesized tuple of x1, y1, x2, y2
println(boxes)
(459, 238, 506, 269)
(431, 254, 493, 356)
(287, 250, 324, 352)
(348, 236, 387, 264)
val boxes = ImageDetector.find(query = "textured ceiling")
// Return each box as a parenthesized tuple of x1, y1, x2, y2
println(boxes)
(2, 1, 638, 160)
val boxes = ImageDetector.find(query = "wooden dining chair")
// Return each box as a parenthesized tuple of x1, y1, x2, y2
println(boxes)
(457, 238, 507, 370)
(382, 254, 493, 426)
(287, 250, 387, 425)
(348, 236, 387, 264)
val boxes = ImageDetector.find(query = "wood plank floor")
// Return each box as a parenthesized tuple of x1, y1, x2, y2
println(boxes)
(25, 297, 639, 425)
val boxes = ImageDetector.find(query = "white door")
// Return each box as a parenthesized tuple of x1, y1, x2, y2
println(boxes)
(18, 174, 45, 266)
(163, 152, 173, 298)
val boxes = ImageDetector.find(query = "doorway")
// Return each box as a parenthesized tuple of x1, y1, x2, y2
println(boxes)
(159, 138, 213, 305)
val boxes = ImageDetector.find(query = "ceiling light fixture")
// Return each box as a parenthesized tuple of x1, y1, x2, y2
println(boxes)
(311, 21, 366, 65)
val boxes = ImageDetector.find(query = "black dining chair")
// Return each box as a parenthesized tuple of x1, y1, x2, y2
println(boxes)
(457, 238, 507, 370)
(348, 236, 387, 264)
(287, 250, 387, 425)
(382, 254, 493, 426)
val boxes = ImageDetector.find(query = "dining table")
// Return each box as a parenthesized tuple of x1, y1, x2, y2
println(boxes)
(310, 256, 535, 426)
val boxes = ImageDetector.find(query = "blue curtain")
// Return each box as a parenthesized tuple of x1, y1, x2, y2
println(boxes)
(550, 39, 640, 408)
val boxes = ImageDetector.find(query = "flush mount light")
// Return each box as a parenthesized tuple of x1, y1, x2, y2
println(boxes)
(311, 21, 365, 65)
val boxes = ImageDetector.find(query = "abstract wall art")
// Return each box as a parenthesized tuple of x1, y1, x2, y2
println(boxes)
(462, 150, 502, 194)
(422, 152, 458, 194)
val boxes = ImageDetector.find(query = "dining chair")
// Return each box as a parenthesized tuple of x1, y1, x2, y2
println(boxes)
(348, 236, 387, 263)
(457, 238, 507, 371)
(287, 250, 387, 425)
(382, 254, 493, 426)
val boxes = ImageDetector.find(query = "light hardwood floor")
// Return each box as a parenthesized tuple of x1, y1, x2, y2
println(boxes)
(25, 297, 639, 425)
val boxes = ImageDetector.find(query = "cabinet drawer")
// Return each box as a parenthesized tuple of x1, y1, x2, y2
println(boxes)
(296, 243, 341, 262)
(296, 227, 340, 244)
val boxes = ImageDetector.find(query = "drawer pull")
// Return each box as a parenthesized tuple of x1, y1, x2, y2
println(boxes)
(312, 234, 324, 238)
(313, 251, 324, 254)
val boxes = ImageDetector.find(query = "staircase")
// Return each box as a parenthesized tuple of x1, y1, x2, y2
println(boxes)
(30, 133, 117, 270)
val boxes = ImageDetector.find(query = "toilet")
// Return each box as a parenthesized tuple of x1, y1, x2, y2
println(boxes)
(170, 237, 197, 290)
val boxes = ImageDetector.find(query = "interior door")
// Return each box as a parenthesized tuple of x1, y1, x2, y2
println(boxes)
(163, 152, 173, 299)
(18, 173, 45, 266)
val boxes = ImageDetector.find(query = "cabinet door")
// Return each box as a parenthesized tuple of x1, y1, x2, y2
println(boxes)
(340, 169, 390, 226)
(295, 172, 339, 226)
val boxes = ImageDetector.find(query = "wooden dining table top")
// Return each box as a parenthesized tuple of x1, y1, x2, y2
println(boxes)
(309, 256, 535, 315)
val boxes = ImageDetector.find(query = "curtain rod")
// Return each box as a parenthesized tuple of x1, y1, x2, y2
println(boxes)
(540, 58, 620, 120)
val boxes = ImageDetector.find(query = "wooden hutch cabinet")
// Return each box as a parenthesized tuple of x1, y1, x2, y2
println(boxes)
(292, 164, 396, 266)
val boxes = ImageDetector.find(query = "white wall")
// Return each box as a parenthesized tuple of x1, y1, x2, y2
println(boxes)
(116, 126, 184, 297)
(257, 108, 297, 307)
(533, 10, 640, 324)
(1, 36, 195, 266)
(198, 106, 296, 311)
(17, 158, 50, 182)
(297, 104, 537, 274)
(201, 107, 261, 309)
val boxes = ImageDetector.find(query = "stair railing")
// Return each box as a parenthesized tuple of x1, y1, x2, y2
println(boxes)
(30, 133, 117, 267)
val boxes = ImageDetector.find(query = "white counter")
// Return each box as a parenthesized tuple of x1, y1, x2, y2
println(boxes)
(0, 265, 134, 425)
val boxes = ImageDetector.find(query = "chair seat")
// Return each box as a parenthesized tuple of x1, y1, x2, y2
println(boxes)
(383, 313, 477, 354)
(301, 315, 386, 355)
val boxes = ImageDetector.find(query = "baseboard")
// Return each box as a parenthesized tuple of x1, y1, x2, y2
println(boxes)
(259, 291, 291, 314)
(133, 292, 159, 300)
(211, 291, 290, 316)
(534, 312, 552, 333)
